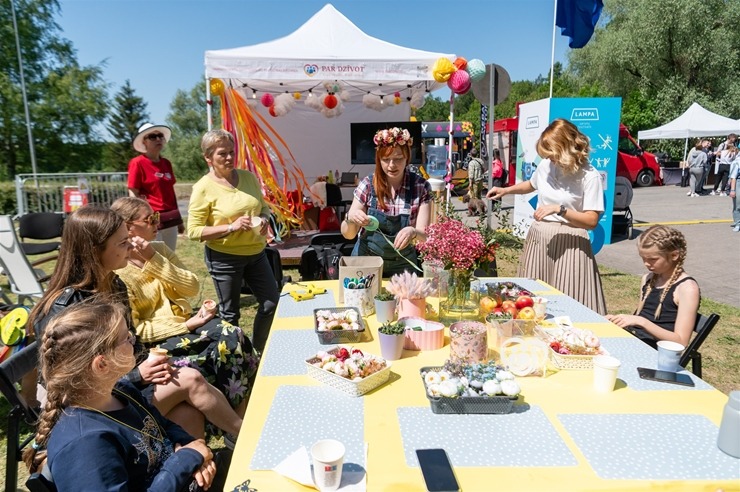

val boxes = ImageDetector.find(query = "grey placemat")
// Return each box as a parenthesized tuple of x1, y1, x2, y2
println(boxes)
(600, 337, 711, 391)
(397, 405, 577, 467)
(545, 295, 609, 323)
(250, 385, 364, 470)
(559, 413, 740, 480)
(276, 289, 337, 318)
(260, 329, 335, 377)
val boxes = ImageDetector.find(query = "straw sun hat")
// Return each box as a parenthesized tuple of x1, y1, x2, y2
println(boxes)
(132, 123, 172, 153)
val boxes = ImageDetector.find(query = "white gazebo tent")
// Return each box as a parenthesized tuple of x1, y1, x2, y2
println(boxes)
(637, 102, 740, 159)
(204, 4, 456, 181)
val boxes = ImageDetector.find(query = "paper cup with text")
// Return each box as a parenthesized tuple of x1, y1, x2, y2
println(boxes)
(311, 439, 345, 492)
(593, 355, 621, 393)
(657, 341, 684, 372)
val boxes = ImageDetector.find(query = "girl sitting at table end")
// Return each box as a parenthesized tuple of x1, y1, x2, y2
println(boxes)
(606, 225, 700, 348)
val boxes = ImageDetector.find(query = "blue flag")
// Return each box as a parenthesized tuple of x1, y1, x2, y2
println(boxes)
(556, 0, 603, 49)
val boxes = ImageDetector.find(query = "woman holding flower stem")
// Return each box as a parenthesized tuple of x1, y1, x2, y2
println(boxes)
(486, 119, 607, 314)
(341, 127, 431, 277)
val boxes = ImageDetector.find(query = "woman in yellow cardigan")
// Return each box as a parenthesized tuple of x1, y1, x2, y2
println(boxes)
(111, 197, 257, 414)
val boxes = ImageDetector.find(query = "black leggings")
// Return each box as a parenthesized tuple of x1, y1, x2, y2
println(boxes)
(714, 164, 730, 191)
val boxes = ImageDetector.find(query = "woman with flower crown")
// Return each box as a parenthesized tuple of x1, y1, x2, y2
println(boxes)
(341, 127, 432, 276)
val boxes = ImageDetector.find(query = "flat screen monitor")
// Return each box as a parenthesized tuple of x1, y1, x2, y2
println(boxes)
(350, 121, 423, 165)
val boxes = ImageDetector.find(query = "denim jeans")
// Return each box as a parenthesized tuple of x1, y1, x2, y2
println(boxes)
(204, 247, 279, 352)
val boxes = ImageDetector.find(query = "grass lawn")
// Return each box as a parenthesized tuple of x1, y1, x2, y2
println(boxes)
(2, 237, 738, 489)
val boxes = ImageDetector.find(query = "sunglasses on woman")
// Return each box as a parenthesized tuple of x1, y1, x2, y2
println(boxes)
(129, 211, 160, 226)
(145, 133, 165, 140)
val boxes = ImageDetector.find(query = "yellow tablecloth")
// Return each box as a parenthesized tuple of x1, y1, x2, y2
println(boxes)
(225, 279, 737, 492)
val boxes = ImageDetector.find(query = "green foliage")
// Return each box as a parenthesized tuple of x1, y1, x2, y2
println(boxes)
(0, 0, 109, 179)
(374, 288, 395, 301)
(0, 182, 17, 215)
(105, 80, 149, 171)
(165, 81, 221, 181)
(568, 0, 740, 134)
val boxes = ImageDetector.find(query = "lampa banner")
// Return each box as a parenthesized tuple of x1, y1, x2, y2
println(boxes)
(513, 97, 622, 253)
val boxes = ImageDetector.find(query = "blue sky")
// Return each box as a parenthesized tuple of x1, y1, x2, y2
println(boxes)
(55, 0, 569, 129)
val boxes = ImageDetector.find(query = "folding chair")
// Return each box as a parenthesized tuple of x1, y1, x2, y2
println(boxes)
(18, 212, 64, 258)
(611, 176, 634, 239)
(0, 341, 39, 492)
(325, 183, 351, 221)
(0, 215, 50, 305)
(679, 313, 720, 378)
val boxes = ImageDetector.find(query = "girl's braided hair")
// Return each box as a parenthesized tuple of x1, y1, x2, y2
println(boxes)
(635, 225, 687, 319)
(23, 298, 128, 473)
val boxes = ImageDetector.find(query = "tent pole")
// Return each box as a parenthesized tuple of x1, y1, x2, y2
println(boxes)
(486, 64, 496, 229)
(447, 93, 455, 203)
(683, 137, 689, 161)
(549, 0, 558, 98)
(206, 74, 213, 130)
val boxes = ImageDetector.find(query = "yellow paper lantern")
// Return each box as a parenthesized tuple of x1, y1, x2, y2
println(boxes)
(210, 78, 225, 96)
(432, 57, 456, 83)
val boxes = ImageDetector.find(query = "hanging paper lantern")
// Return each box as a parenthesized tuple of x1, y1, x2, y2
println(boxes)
(432, 57, 456, 83)
(466, 59, 486, 82)
(210, 78, 225, 96)
(293, 92, 302, 100)
(453, 57, 468, 71)
(447, 70, 471, 94)
(269, 105, 278, 117)
(324, 94, 338, 109)
(260, 93, 274, 107)
(394, 91, 401, 105)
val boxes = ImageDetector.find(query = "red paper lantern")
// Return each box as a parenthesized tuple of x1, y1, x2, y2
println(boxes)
(453, 57, 468, 71)
(260, 93, 274, 107)
(269, 105, 277, 117)
(324, 94, 338, 109)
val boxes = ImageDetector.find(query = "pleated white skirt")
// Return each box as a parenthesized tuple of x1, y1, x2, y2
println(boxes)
(517, 221, 607, 315)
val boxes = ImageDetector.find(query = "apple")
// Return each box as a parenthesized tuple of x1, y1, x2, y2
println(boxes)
(516, 306, 536, 320)
(502, 305, 519, 318)
(479, 296, 498, 314)
(515, 295, 534, 310)
(501, 300, 517, 310)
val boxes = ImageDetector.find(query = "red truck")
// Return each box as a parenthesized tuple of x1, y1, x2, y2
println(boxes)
(492, 118, 662, 187)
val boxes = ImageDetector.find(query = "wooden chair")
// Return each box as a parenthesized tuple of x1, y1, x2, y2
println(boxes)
(0, 341, 39, 492)
(679, 313, 720, 378)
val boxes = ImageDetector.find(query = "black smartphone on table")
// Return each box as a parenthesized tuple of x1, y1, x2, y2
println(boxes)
(416, 448, 461, 492)
(637, 367, 695, 387)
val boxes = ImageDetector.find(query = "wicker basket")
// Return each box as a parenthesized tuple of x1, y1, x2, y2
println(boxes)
(314, 307, 365, 345)
(305, 349, 392, 397)
(420, 366, 517, 414)
(549, 348, 599, 370)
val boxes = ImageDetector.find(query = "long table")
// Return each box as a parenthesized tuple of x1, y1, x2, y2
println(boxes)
(226, 278, 738, 491)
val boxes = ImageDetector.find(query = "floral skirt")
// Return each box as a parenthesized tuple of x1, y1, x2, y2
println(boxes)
(151, 318, 259, 408)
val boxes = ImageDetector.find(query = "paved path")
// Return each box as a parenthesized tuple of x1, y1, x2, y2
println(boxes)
(458, 184, 739, 307)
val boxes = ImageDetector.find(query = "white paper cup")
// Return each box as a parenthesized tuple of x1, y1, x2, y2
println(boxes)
(593, 355, 621, 393)
(147, 347, 168, 362)
(202, 299, 218, 315)
(657, 341, 684, 372)
(311, 439, 345, 492)
(250, 216, 263, 232)
(532, 297, 548, 321)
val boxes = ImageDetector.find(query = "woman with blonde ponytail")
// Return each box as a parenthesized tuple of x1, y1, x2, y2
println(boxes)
(24, 299, 216, 491)
(606, 226, 700, 348)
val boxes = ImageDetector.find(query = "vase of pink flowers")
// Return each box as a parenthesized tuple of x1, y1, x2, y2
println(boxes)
(417, 217, 497, 325)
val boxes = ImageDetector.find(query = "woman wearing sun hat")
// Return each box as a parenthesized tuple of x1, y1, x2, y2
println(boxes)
(128, 123, 183, 251)
(341, 126, 431, 277)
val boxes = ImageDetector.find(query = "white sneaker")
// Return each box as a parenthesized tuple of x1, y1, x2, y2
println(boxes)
(719, 192, 727, 196)
(687, 191, 692, 196)
(709, 190, 717, 195)
(691, 193, 699, 197)
(734, 225, 740, 232)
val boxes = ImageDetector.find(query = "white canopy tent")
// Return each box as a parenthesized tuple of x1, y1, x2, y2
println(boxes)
(637, 103, 740, 159)
(204, 4, 456, 181)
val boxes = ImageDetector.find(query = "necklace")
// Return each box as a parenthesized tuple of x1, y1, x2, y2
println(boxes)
(73, 388, 164, 443)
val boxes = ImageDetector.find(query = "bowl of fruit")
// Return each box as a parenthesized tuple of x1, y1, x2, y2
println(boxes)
(479, 282, 536, 321)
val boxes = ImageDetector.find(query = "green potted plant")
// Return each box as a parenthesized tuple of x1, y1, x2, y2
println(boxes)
(374, 288, 397, 323)
(378, 320, 406, 360)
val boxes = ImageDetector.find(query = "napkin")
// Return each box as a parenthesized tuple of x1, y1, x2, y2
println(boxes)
(272, 444, 367, 491)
